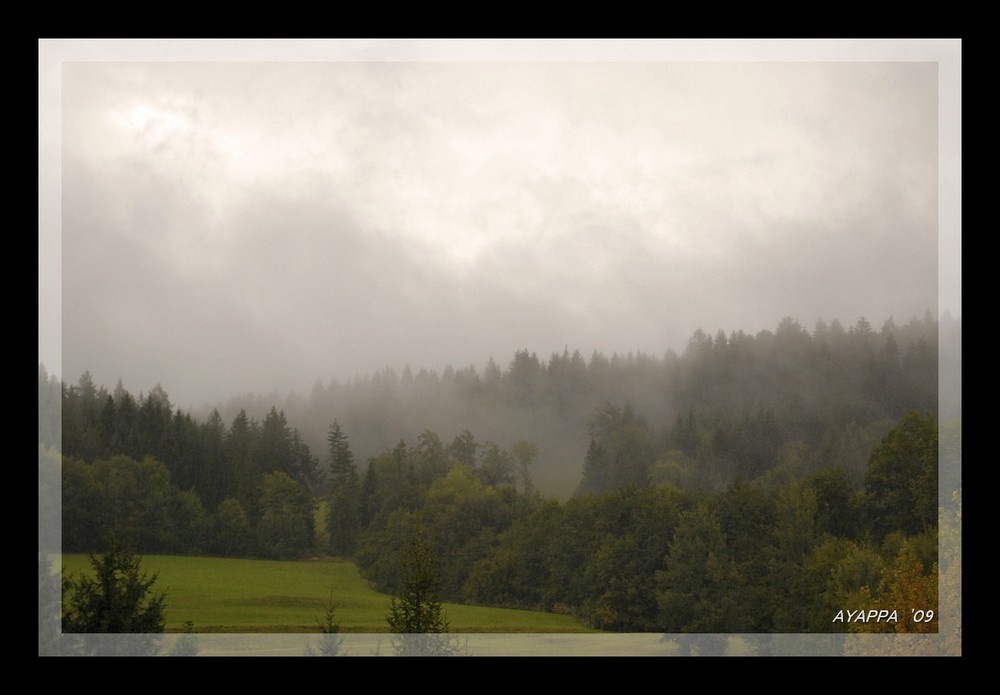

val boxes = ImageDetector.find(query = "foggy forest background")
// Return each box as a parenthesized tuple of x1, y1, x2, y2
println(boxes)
(41, 310, 960, 634)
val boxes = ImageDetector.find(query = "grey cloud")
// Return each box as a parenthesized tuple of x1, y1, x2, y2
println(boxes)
(56, 57, 946, 408)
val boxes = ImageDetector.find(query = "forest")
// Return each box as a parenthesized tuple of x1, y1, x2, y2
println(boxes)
(40, 312, 960, 634)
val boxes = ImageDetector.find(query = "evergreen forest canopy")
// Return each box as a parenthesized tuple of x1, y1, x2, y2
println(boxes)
(41, 312, 960, 634)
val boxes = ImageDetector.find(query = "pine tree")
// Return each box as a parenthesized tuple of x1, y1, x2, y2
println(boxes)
(386, 517, 449, 634)
(304, 588, 343, 656)
(62, 539, 165, 655)
(576, 438, 610, 496)
(327, 420, 361, 556)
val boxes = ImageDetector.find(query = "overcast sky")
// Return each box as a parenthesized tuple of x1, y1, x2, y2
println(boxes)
(39, 40, 962, 409)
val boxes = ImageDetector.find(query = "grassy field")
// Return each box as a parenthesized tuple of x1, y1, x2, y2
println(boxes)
(59, 554, 597, 634)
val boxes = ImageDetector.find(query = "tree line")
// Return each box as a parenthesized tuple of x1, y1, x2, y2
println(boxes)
(204, 310, 951, 498)
(350, 409, 947, 633)
(42, 311, 957, 632)
(45, 312, 949, 502)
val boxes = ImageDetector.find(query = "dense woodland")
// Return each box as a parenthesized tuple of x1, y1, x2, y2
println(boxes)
(41, 312, 961, 633)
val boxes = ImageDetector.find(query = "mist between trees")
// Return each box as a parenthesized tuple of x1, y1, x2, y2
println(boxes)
(41, 312, 960, 638)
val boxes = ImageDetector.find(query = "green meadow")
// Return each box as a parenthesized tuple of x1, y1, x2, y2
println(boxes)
(59, 554, 597, 634)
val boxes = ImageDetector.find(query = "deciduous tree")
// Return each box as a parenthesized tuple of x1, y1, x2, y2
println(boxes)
(257, 471, 315, 559)
(864, 411, 937, 540)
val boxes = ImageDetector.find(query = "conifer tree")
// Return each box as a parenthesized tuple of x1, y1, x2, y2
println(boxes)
(62, 539, 165, 655)
(386, 516, 449, 634)
(327, 420, 360, 556)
